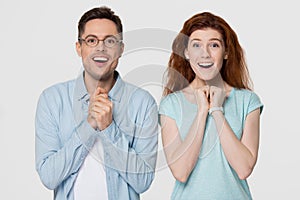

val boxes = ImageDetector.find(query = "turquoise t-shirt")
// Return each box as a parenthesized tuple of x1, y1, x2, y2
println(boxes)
(159, 88, 263, 200)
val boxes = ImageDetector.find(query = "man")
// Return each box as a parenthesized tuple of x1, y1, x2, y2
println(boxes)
(35, 6, 158, 200)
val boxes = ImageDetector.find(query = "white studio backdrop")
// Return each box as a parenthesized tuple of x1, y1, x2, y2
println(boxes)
(0, 0, 299, 199)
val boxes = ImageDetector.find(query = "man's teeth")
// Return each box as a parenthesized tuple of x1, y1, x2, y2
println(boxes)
(197, 63, 213, 68)
(93, 57, 108, 62)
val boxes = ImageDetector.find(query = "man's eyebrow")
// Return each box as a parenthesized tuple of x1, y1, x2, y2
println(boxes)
(82, 34, 117, 39)
(82, 34, 97, 38)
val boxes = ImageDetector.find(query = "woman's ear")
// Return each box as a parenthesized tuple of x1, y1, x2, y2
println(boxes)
(224, 53, 228, 60)
(184, 49, 189, 60)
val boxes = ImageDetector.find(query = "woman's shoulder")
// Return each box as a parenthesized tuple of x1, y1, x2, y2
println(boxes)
(159, 90, 187, 111)
(232, 87, 260, 98)
(231, 88, 263, 110)
(161, 90, 183, 102)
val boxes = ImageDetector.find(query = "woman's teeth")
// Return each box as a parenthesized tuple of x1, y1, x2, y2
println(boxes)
(197, 62, 213, 68)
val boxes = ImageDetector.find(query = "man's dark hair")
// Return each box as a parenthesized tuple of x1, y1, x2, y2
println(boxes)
(78, 6, 123, 39)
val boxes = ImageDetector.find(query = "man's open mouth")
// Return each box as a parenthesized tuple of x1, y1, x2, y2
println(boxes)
(93, 56, 109, 63)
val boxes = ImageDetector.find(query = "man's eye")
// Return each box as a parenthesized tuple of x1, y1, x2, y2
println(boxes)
(106, 38, 116, 44)
(87, 38, 97, 44)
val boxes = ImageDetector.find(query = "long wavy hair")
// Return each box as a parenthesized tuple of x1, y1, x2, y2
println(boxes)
(163, 12, 252, 96)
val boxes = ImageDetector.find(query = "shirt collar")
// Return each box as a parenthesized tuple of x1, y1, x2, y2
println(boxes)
(108, 71, 124, 103)
(74, 72, 89, 103)
(74, 71, 124, 103)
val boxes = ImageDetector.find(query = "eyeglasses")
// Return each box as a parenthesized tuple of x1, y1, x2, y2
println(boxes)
(78, 35, 122, 48)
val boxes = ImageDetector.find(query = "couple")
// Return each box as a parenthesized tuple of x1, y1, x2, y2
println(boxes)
(35, 6, 263, 200)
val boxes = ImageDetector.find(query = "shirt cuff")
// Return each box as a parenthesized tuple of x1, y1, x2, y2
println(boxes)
(98, 120, 120, 143)
(76, 119, 97, 150)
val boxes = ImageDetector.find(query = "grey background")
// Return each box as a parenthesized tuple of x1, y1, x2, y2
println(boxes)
(0, 0, 299, 199)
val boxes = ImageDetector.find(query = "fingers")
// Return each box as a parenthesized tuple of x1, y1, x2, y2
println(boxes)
(94, 94, 109, 103)
(90, 87, 98, 102)
(195, 85, 225, 106)
(91, 87, 108, 98)
(194, 85, 210, 113)
(88, 94, 113, 130)
(90, 100, 113, 114)
(195, 85, 209, 97)
(93, 87, 108, 95)
(89, 86, 111, 117)
(209, 86, 220, 97)
(88, 87, 113, 130)
(209, 86, 215, 98)
(89, 92, 112, 116)
(209, 86, 226, 107)
(201, 85, 210, 99)
(98, 87, 107, 94)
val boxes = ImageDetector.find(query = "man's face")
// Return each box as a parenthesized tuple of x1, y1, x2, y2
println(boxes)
(76, 18, 124, 82)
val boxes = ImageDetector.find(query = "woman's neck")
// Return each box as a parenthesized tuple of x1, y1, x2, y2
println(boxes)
(190, 74, 231, 92)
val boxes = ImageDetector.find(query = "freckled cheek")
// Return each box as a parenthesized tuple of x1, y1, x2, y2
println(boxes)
(188, 52, 201, 62)
(191, 48, 203, 56)
(190, 63, 201, 75)
(214, 60, 224, 72)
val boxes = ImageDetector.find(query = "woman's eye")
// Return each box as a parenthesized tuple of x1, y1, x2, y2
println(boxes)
(210, 43, 220, 48)
(192, 43, 200, 48)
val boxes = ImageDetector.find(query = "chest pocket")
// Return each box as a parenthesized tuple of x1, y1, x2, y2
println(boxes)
(118, 123, 137, 148)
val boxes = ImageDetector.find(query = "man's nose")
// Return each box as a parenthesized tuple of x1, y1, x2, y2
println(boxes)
(95, 40, 106, 51)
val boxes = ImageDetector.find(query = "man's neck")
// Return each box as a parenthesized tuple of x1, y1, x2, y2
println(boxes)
(84, 72, 116, 95)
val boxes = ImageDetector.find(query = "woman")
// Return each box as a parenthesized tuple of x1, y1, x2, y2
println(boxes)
(159, 12, 263, 200)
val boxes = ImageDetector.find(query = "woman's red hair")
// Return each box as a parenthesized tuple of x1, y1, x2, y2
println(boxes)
(163, 12, 252, 96)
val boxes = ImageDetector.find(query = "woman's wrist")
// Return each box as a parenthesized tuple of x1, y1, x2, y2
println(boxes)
(209, 107, 224, 115)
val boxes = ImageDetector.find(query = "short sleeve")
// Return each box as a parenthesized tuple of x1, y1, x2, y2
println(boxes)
(247, 92, 264, 115)
(158, 94, 179, 125)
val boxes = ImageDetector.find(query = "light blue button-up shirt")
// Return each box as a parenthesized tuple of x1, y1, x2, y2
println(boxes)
(35, 71, 158, 200)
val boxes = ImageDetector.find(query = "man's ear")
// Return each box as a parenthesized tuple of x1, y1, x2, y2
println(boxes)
(119, 42, 124, 58)
(76, 41, 82, 57)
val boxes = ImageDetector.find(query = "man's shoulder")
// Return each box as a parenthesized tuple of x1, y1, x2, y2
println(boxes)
(123, 81, 155, 102)
(38, 79, 76, 106)
(41, 79, 76, 96)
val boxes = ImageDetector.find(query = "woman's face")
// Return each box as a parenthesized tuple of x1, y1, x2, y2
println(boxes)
(185, 28, 227, 81)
